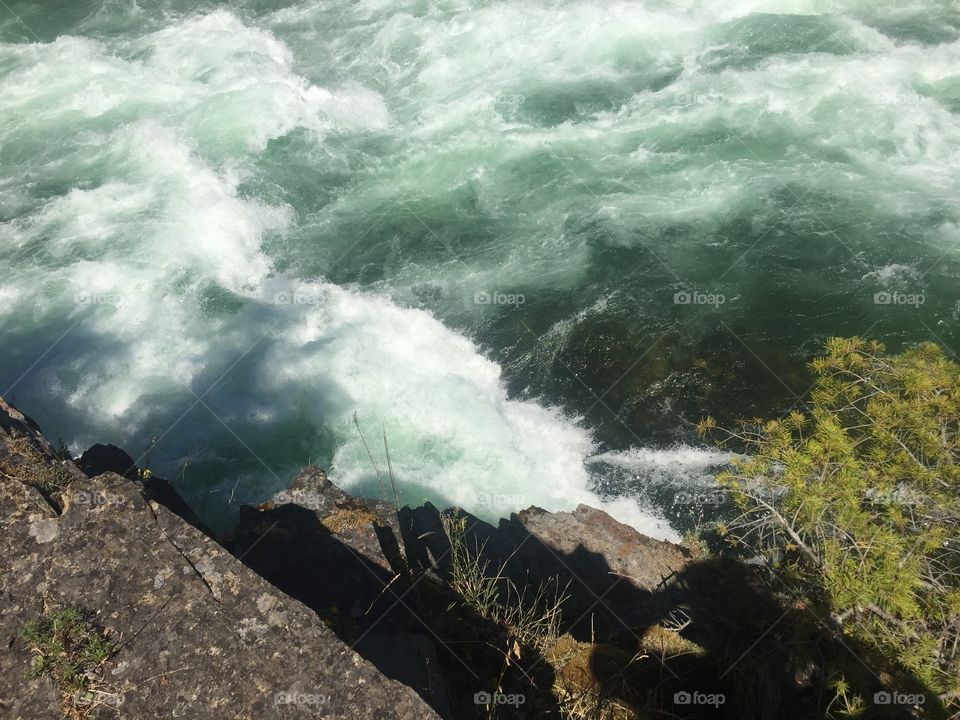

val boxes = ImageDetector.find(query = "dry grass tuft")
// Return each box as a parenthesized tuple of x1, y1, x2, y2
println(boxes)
(0, 434, 72, 493)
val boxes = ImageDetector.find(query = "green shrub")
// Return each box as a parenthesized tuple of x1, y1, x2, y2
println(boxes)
(699, 338, 960, 714)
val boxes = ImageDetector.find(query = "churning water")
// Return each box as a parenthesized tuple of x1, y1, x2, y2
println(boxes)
(2, 0, 959, 538)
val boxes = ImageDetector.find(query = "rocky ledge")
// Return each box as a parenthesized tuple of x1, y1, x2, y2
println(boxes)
(0, 398, 437, 719)
(0, 398, 811, 719)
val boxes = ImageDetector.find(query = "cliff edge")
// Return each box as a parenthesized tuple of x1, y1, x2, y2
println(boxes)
(0, 398, 439, 719)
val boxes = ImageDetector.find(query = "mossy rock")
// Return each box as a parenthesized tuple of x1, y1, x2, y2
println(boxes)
(638, 624, 705, 658)
(322, 506, 381, 533)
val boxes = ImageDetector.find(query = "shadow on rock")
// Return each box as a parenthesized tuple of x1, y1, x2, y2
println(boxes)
(399, 505, 947, 720)
(231, 469, 562, 719)
(223, 468, 946, 720)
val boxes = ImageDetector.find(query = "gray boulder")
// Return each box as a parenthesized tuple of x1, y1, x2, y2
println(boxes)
(0, 398, 439, 720)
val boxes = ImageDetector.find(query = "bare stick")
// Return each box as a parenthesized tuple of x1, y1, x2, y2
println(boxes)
(382, 425, 400, 512)
(353, 412, 385, 497)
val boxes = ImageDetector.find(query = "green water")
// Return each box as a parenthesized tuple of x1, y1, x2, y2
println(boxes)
(2, 0, 959, 537)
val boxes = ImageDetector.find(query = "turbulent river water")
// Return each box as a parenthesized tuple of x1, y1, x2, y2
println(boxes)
(2, 0, 959, 538)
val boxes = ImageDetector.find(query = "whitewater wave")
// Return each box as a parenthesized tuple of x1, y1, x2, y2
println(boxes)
(0, 9, 678, 538)
(3, 0, 959, 541)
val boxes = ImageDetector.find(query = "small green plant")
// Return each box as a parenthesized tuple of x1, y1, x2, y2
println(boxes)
(444, 510, 569, 652)
(21, 609, 113, 708)
(55, 437, 72, 461)
(444, 510, 571, 718)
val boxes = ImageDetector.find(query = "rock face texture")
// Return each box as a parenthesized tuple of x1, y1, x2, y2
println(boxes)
(7, 395, 790, 719)
(232, 468, 696, 719)
(234, 467, 456, 717)
(512, 504, 689, 590)
(475, 504, 691, 639)
(0, 399, 440, 719)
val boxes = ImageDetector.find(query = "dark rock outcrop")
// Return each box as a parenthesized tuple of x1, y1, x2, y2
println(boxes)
(75, 442, 213, 537)
(233, 466, 455, 718)
(233, 466, 696, 719)
(477, 504, 690, 639)
(76, 443, 138, 480)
